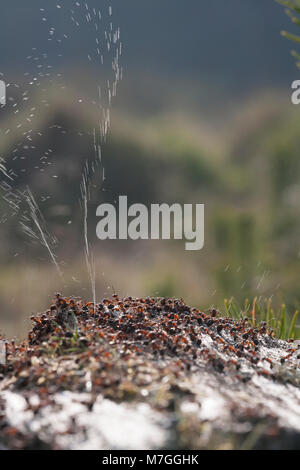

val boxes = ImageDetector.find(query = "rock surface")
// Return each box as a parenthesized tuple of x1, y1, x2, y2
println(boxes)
(0, 294, 300, 450)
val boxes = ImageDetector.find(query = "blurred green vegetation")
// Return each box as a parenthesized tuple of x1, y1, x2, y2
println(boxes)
(0, 84, 300, 337)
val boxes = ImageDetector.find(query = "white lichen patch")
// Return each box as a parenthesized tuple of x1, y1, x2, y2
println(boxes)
(2, 390, 169, 450)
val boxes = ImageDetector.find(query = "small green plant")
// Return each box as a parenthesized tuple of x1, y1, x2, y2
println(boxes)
(277, 0, 300, 68)
(223, 297, 299, 340)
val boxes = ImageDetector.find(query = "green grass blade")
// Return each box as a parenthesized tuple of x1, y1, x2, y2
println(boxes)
(229, 298, 239, 320)
(224, 299, 230, 317)
(291, 49, 300, 59)
(288, 310, 299, 339)
(251, 297, 257, 327)
(276, 0, 300, 13)
(281, 30, 300, 43)
(285, 8, 300, 25)
(266, 298, 272, 326)
(279, 304, 287, 339)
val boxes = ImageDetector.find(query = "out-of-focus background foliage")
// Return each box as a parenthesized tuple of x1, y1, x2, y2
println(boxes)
(1, 0, 300, 337)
